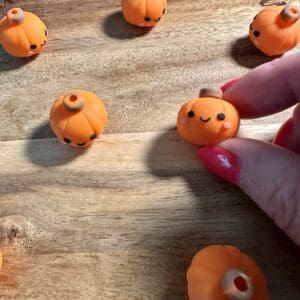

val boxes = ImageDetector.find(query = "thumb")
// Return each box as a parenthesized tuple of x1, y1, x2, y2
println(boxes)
(198, 138, 300, 245)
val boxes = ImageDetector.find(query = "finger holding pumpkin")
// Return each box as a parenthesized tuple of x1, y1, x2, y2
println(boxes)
(249, 4, 300, 56)
(121, 0, 167, 27)
(177, 88, 240, 146)
(187, 245, 269, 300)
(50, 90, 108, 148)
(0, 7, 47, 58)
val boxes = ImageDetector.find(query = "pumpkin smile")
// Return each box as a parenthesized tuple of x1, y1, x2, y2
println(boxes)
(199, 116, 211, 123)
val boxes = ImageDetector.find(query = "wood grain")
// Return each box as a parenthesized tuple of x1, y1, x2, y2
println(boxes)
(0, 0, 292, 141)
(0, 131, 299, 299)
(0, 0, 299, 299)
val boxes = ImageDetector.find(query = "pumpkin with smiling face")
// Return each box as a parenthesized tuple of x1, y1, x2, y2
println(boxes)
(0, 7, 47, 57)
(249, 5, 300, 56)
(50, 90, 107, 148)
(121, 0, 167, 27)
(177, 89, 240, 146)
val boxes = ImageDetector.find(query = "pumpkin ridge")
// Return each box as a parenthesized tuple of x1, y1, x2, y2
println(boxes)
(224, 245, 235, 267)
(62, 115, 72, 138)
(188, 101, 202, 145)
(82, 110, 98, 135)
(144, 0, 148, 22)
(259, 21, 278, 34)
(278, 28, 292, 52)
(215, 100, 226, 140)
(19, 24, 31, 48)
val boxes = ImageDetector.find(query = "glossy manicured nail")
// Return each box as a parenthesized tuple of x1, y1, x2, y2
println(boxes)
(198, 146, 241, 184)
(273, 118, 294, 147)
(220, 78, 240, 93)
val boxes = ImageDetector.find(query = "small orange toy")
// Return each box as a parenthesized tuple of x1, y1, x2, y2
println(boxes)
(50, 90, 107, 147)
(249, 4, 300, 56)
(187, 245, 269, 300)
(121, 0, 167, 27)
(0, 7, 47, 57)
(177, 88, 240, 146)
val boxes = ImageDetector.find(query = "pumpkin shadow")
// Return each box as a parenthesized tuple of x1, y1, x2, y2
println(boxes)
(102, 11, 151, 40)
(0, 48, 37, 72)
(145, 128, 300, 299)
(229, 36, 276, 69)
(25, 120, 86, 167)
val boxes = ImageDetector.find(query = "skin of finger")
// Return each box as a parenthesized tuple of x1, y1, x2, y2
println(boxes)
(220, 138, 300, 245)
(274, 104, 300, 153)
(223, 53, 300, 118)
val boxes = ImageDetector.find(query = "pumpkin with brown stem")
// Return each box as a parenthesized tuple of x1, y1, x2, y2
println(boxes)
(50, 90, 107, 148)
(187, 245, 269, 300)
(249, 4, 300, 56)
(0, 7, 47, 57)
(177, 88, 240, 146)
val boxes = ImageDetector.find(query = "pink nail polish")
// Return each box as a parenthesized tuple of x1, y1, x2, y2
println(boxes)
(198, 146, 241, 184)
(220, 78, 240, 93)
(273, 118, 294, 147)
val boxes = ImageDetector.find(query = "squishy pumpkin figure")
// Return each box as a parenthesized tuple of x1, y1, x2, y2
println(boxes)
(187, 245, 269, 300)
(177, 88, 240, 146)
(249, 4, 300, 56)
(121, 0, 167, 27)
(0, 7, 47, 57)
(50, 90, 107, 147)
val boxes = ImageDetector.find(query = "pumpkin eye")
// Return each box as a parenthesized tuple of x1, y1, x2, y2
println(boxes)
(217, 113, 225, 120)
(254, 30, 260, 37)
(144, 16, 151, 22)
(163, 8, 166, 14)
(90, 133, 97, 140)
(188, 111, 195, 118)
(30, 44, 37, 50)
(45, 29, 48, 36)
(64, 138, 71, 143)
(77, 142, 86, 147)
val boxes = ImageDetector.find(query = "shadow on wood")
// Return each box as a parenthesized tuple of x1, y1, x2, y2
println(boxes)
(146, 129, 300, 299)
(0, 48, 37, 72)
(229, 36, 275, 69)
(102, 11, 151, 40)
(25, 121, 86, 167)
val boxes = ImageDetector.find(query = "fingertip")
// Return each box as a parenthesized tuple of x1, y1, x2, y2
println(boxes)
(223, 53, 300, 118)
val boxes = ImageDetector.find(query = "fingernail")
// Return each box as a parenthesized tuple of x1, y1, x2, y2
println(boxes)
(220, 78, 240, 93)
(198, 146, 241, 184)
(273, 118, 294, 147)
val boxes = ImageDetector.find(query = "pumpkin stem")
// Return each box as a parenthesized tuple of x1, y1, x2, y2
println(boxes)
(7, 8, 25, 25)
(199, 88, 222, 99)
(63, 92, 84, 113)
(221, 268, 254, 300)
(280, 5, 300, 24)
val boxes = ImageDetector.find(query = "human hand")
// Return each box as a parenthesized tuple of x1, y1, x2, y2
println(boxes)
(198, 53, 300, 246)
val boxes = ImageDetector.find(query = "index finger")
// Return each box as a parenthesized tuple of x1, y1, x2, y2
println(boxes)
(222, 52, 300, 118)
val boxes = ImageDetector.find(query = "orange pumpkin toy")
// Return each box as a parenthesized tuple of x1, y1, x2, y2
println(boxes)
(177, 88, 240, 146)
(121, 0, 167, 27)
(0, 251, 2, 271)
(187, 245, 269, 300)
(249, 4, 300, 56)
(0, 7, 47, 57)
(50, 90, 107, 147)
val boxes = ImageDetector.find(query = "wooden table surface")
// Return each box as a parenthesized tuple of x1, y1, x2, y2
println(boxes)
(0, 0, 299, 299)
